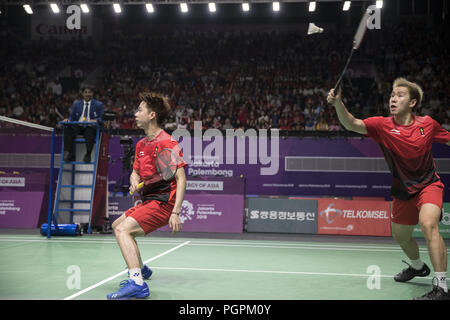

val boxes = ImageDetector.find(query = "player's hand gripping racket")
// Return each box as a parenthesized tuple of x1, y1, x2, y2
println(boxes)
(129, 148, 179, 195)
(332, 8, 371, 94)
(129, 182, 144, 195)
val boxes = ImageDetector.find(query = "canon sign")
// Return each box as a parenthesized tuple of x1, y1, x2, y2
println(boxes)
(31, 11, 92, 40)
(35, 24, 88, 36)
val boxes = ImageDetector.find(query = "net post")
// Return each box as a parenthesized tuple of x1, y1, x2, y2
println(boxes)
(47, 128, 56, 239)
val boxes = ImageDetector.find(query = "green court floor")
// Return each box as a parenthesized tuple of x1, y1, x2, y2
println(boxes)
(0, 232, 447, 300)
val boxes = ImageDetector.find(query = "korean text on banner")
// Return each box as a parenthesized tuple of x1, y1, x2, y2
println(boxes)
(247, 197, 317, 234)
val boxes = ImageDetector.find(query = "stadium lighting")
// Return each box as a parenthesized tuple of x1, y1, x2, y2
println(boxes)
(376, 0, 383, 8)
(50, 3, 60, 14)
(343, 1, 351, 11)
(23, 4, 33, 14)
(242, 2, 250, 12)
(208, 3, 216, 13)
(272, 2, 280, 12)
(180, 3, 188, 13)
(308, 1, 316, 12)
(113, 3, 122, 13)
(145, 3, 154, 13)
(80, 4, 90, 13)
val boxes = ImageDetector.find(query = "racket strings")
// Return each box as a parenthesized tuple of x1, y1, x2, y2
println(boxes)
(157, 149, 179, 181)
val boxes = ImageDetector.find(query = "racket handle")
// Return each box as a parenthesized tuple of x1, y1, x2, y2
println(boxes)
(333, 82, 341, 94)
(129, 182, 144, 195)
(328, 84, 342, 106)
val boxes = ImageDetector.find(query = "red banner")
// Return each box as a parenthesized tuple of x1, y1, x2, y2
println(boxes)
(317, 199, 391, 236)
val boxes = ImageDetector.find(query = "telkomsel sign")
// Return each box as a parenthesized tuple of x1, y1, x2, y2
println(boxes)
(317, 199, 391, 236)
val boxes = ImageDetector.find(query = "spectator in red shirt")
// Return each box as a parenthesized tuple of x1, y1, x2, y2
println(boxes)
(237, 107, 248, 126)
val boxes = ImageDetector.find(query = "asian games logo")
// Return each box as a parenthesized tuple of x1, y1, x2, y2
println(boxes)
(179, 200, 195, 223)
(320, 203, 342, 224)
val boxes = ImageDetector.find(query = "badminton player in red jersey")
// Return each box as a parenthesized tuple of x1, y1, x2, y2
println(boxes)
(327, 78, 450, 300)
(107, 92, 186, 300)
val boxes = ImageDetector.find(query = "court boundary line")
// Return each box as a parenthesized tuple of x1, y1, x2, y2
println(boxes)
(150, 266, 434, 281)
(187, 242, 436, 253)
(0, 234, 424, 248)
(63, 241, 190, 300)
(0, 236, 446, 253)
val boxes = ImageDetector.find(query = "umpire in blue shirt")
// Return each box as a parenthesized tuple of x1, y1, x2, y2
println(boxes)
(63, 85, 104, 163)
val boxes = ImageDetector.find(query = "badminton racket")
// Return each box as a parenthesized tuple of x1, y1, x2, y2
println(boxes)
(129, 147, 180, 195)
(332, 8, 371, 92)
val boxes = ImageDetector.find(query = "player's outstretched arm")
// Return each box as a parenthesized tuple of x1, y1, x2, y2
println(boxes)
(169, 167, 186, 233)
(327, 88, 368, 135)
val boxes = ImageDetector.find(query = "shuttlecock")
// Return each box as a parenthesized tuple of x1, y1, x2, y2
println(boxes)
(307, 23, 324, 35)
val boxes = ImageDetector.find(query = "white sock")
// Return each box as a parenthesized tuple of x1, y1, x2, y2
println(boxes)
(435, 272, 448, 292)
(410, 259, 424, 270)
(129, 268, 144, 286)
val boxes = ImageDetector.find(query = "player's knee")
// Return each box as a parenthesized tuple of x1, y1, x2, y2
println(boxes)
(114, 221, 130, 235)
(111, 214, 126, 230)
(115, 223, 138, 238)
(419, 220, 439, 238)
(111, 220, 119, 230)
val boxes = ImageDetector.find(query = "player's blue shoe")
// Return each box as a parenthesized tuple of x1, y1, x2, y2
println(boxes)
(106, 279, 149, 300)
(126, 265, 153, 280)
(141, 265, 153, 280)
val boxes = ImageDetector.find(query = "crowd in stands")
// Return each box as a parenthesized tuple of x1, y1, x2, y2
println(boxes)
(1, 18, 449, 133)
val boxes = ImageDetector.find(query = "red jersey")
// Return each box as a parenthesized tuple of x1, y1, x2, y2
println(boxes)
(133, 130, 186, 204)
(363, 115, 450, 200)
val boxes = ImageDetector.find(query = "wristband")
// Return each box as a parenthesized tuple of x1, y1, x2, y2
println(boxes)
(172, 211, 180, 215)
